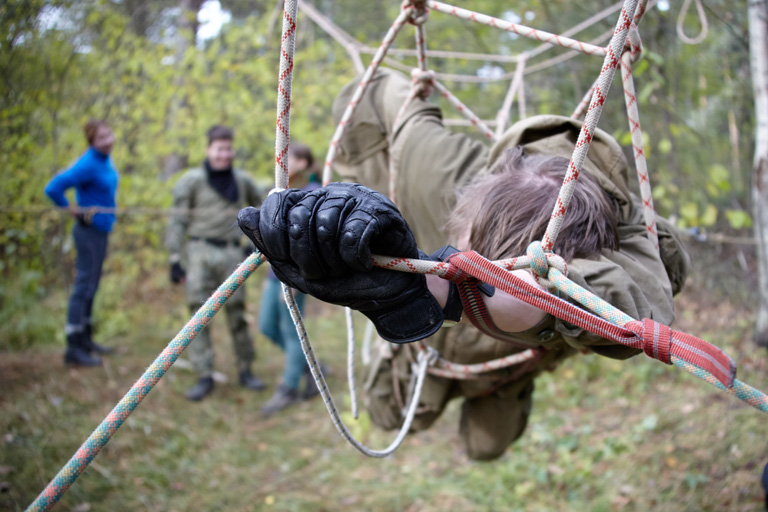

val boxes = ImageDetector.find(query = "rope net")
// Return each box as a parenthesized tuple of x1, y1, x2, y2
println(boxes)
(28, 1, 759, 510)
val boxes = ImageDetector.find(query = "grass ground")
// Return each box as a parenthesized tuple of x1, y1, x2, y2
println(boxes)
(1, 245, 768, 511)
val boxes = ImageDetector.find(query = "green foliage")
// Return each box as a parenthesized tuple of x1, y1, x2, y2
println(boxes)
(0, 0, 758, 348)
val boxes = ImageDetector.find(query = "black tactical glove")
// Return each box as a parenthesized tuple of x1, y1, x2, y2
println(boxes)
(237, 182, 444, 343)
(170, 262, 186, 284)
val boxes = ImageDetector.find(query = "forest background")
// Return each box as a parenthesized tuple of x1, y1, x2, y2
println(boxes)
(1, 1, 767, 511)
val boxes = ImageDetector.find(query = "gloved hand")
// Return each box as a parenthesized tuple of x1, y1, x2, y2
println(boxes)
(170, 262, 186, 284)
(237, 182, 444, 343)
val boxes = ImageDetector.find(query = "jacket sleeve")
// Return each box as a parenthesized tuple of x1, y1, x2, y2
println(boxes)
(165, 174, 193, 262)
(44, 155, 91, 207)
(332, 68, 489, 252)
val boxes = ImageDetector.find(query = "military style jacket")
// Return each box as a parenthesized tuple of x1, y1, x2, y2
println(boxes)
(166, 167, 264, 261)
(332, 69, 690, 385)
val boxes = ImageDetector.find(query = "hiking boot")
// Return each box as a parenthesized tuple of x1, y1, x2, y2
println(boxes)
(186, 376, 214, 401)
(63, 332, 102, 367)
(82, 324, 114, 355)
(239, 370, 266, 391)
(302, 362, 329, 400)
(261, 385, 300, 417)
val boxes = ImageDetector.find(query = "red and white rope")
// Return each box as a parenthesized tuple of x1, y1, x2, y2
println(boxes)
(426, 0, 608, 58)
(433, 79, 497, 141)
(430, 348, 541, 379)
(495, 57, 527, 137)
(541, 0, 638, 252)
(321, 7, 413, 185)
(621, 48, 659, 250)
(274, 0, 298, 190)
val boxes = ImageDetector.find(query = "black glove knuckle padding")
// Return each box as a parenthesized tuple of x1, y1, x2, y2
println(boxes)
(238, 182, 444, 343)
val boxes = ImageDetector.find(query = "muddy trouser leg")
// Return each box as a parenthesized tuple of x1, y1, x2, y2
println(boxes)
(365, 343, 452, 432)
(185, 241, 216, 377)
(458, 377, 535, 461)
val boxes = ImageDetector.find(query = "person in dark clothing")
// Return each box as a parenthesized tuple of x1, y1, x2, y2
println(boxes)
(44, 119, 119, 366)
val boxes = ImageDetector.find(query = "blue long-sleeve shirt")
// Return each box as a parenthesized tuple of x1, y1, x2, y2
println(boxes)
(44, 147, 119, 233)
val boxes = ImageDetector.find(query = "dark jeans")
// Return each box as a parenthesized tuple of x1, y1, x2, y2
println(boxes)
(67, 222, 109, 331)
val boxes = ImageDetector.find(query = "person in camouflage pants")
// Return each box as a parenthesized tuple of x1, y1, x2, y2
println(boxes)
(166, 125, 266, 401)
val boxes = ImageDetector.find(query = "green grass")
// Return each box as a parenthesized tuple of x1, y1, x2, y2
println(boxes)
(1, 264, 768, 511)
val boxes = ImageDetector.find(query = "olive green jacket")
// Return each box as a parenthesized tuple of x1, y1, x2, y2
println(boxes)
(166, 167, 264, 261)
(332, 69, 690, 376)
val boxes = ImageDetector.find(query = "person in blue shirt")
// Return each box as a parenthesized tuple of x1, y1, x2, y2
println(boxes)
(44, 119, 119, 366)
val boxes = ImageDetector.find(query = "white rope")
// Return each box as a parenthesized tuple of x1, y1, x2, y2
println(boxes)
(345, 307, 359, 419)
(676, 0, 708, 45)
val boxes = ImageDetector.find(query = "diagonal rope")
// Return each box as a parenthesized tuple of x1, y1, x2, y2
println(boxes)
(541, 0, 637, 252)
(27, 252, 266, 512)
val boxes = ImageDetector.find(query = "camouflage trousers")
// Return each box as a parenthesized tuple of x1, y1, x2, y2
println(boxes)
(185, 240, 255, 376)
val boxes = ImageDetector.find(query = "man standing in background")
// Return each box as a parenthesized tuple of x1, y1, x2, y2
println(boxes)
(166, 125, 266, 401)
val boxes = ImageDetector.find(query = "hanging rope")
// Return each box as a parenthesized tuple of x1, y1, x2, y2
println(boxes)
(676, 0, 708, 45)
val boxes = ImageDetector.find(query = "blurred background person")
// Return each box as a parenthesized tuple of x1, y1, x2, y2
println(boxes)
(166, 125, 266, 401)
(44, 119, 119, 367)
(260, 143, 323, 416)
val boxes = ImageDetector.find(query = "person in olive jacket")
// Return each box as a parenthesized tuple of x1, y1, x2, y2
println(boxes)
(238, 69, 689, 460)
(166, 125, 266, 401)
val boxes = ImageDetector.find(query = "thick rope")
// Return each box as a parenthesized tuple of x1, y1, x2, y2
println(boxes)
(426, 1, 607, 57)
(27, 252, 266, 512)
(322, 7, 413, 185)
(541, 0, 638, 252)
(274, 0, 298, 190)
(621, 45, 659, 250)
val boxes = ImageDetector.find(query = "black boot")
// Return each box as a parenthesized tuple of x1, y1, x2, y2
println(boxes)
(185, 376, 214, 401)
(63, 331, 102, 367)
(239, 369, 266, 391)
(82, 324, 114, 355)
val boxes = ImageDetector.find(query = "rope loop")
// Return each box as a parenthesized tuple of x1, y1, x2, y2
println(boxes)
(410, 68, 435, 98)
(402, 0, 430, 26)
(676, 0, 708, 45)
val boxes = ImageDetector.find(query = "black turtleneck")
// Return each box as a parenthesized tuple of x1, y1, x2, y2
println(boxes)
(204, 159, 239, 203)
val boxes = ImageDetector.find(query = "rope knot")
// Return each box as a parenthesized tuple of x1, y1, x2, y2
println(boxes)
(526, 241, 549, 279)
(402, 0, 430, 25)
(626, 319, 672, 364)
(418, 344, 440, 367)
(442, 253, 473, 284)
(622, 24, 643, 64)
(410, 68, 435, 98)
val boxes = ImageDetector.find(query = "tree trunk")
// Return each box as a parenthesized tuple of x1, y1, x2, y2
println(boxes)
(163, 0, 204, 179)
(749, 0, 768, 346)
